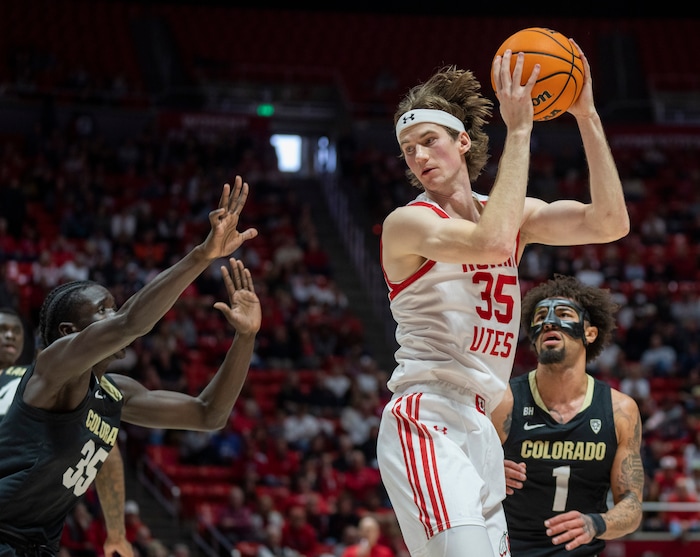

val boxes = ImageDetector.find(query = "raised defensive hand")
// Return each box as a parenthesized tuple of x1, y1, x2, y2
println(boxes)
(213, 258, 262, 335)
(202, 177, 259, 259)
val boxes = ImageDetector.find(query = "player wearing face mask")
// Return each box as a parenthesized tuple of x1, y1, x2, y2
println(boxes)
(491, 275, 643, 557)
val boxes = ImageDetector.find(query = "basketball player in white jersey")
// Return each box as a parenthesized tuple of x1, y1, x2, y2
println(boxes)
(377, 45, 629, 557)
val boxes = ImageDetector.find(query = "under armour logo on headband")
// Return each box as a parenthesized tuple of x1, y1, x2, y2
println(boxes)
(395, 109, 466, 142)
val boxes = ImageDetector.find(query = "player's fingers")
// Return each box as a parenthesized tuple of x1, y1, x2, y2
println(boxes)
(511, 51, 525, 88)
(218, 182, 231, 210)
(230, 177, 249, 213)
(499, 50, 513, 89)
(229, 258, 244, 289)
(219, 264, 235, 298)
(492, 54, 503, 91)
(241, 266, 256, 293)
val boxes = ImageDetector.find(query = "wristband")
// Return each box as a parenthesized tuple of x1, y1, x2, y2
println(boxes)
(587, 513, 607, 537)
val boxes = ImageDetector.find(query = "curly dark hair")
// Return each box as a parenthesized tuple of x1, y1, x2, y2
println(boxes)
(394, 65, 493, 189)
(38, 280, 99, 347)
(521, 274, 619, 362)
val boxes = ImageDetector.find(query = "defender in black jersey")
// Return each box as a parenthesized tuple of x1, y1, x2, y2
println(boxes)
(492, 276, 643, 556)
(0, 306, 132, 557)
(0, 179, 261, 556)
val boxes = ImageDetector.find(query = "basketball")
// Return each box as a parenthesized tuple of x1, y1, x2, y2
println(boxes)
(491, 27, 584, 122)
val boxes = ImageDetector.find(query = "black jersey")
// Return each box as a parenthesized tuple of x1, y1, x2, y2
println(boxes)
(502, 371, 617, 557)
(0, 365, 123, 553)
(0, 365, 27, 419)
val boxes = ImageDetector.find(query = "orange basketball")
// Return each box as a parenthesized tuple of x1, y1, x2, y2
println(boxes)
(491, 27, 584, 122)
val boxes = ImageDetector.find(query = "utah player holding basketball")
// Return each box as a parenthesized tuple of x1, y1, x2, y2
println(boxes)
(0, 306, 134, 557)
(377, 47, 629, 557)
(492, 275, 643, 556)
(0, 179, 260, 556)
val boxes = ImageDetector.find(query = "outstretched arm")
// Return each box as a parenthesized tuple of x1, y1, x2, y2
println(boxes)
(117, 258, 261, 431)
(37, 178, 258, 386)
(543, 391, 643, 550)
(95, 446, 134, 557)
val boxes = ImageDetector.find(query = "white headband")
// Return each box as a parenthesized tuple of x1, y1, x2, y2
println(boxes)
(395, 109, 466, 142)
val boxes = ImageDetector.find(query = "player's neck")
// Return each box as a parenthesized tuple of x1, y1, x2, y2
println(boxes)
(428, 188, 480, 221)
(534, 366, 588, 423)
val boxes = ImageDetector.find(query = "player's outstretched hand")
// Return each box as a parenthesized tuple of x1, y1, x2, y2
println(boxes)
(202, 177, 259, 259)
(504, 459, 527, 495)
(213, 258, 261, 336)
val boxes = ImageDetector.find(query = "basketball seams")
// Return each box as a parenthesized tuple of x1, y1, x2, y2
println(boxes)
(525, 28, 575, 55)
(492, 26, 584, 121)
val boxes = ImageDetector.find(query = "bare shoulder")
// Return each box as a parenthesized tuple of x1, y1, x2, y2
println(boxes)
(610, 388, 642, 441)
(611, 388, 640, 415)
(382, 205, 437, 260)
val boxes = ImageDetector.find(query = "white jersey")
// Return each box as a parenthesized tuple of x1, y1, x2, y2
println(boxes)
(382, 192, 521, 413)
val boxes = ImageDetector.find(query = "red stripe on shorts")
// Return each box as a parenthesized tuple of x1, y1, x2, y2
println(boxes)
(392, 393, 451, 537)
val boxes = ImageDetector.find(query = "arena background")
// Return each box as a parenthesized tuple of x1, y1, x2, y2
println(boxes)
(0, 2, 699, 556)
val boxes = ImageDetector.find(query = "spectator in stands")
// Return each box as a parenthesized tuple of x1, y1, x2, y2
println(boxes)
(258, 524, 301, 557)
(280, 505, 319, 557)
(171, 542, 192, 557)
(125, 500, 154, 557)
(143, 538, 170, 557)
(662, 476, 700, 539)
(306, 368, 344, 416)
(340, 392, 381, 448)
(302, 234, 331, 277)
(0, 264, 19, 309)
(250, 493, 285, 543)
(342, 450, 382, 507)
(176, 429, 216, 465)
(323, 358, 352, 407)
(283, 401, 329, 452)
(622, 251, 647, 282)
(261, 436, 302, 485)
(124, 500, 148, 544)
(217, 486, 256, 545)
(684, 429, 700, 479)
(326, 492, 361, 545)
(640, 332, 677, 377)
(341, 515, 394, 557)
(207, 417, 245, 465)
(619, 361, 651, 404)
(60, 501, 106, 557)
(263, 324, 299, 369)
(649, 456, 685, 502)
(644, 395, 688, 444)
